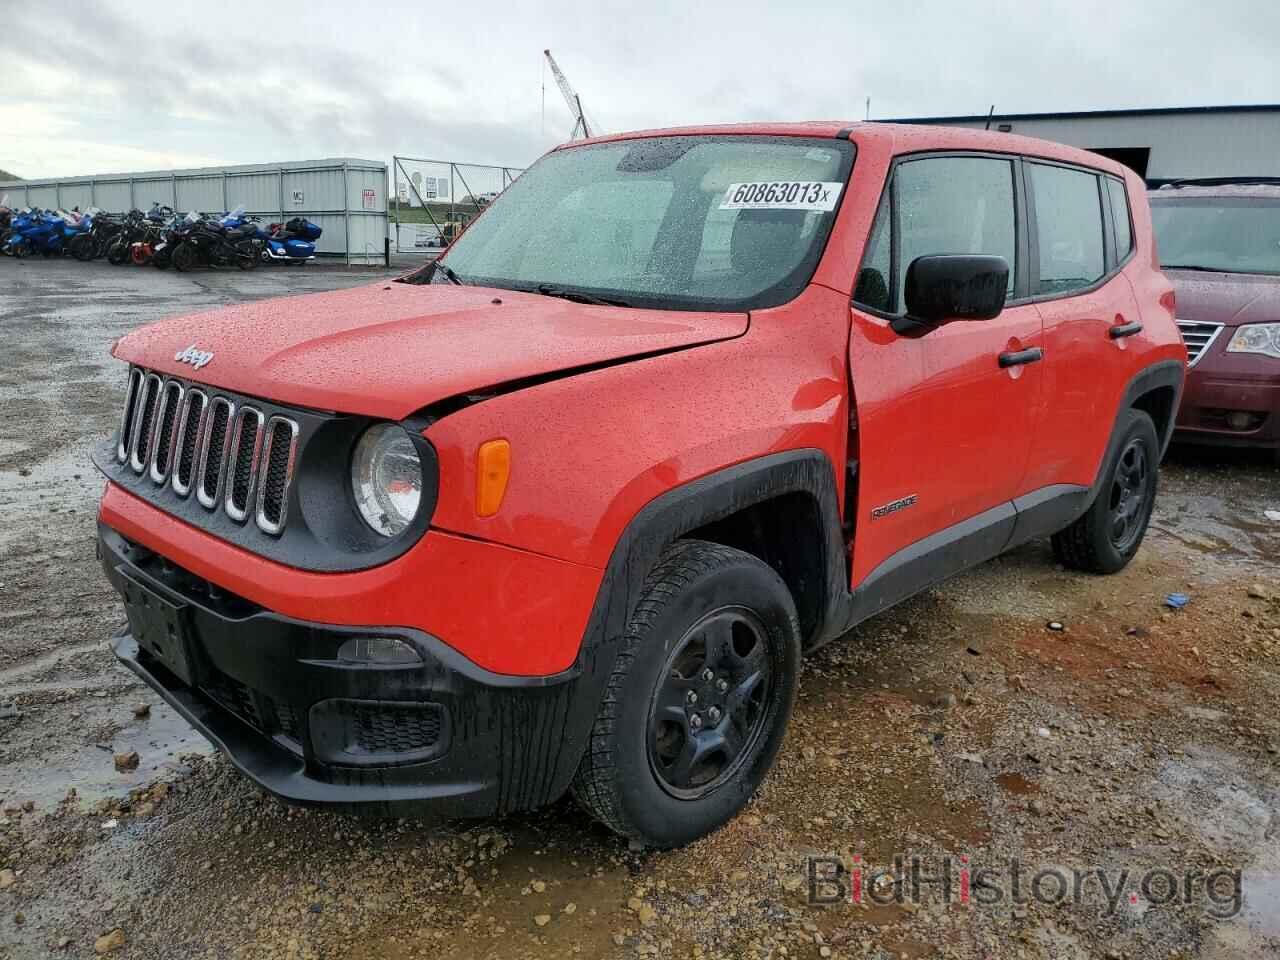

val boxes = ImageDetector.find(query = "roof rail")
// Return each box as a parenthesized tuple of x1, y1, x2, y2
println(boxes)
(1159, 176, 1280, 189)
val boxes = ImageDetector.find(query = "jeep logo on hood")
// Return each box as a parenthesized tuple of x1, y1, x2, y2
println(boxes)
(174, 344, 214, 370)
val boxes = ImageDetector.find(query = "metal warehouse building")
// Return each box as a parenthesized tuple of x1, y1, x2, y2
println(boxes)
(0, 158, 388, 264)
(888, 104, 1280, 182)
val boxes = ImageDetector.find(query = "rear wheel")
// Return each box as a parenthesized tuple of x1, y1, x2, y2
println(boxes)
(172, 244, 196, 272)
(571, 540, 801, 847)
(1052, 408, 1159, 574)
(106, 237, 129, 265)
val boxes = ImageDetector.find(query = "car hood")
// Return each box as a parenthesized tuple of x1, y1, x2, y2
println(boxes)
(112, 282, 748, 419)
(1165, 269, 1280, 328)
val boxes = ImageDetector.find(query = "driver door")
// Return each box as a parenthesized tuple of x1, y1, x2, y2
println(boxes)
(847, 153, 1045, 590)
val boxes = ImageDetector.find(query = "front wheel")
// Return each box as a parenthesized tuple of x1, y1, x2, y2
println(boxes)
(571, 540, 801, 848)
(235, 241, 258, 270)
(1052, 408, 1160, 574)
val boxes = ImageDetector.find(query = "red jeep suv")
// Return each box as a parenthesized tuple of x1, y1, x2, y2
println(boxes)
(95, 124, 1184, 847)
(1149, 179, 1280, 459)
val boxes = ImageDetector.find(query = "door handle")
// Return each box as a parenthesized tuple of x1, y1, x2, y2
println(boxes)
(998, 347, 1044, 368)
(1109, 321, 1143, 339)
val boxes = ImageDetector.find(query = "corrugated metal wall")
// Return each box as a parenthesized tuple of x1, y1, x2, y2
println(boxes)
(0, 158, 388, 264)
(908, 109, 1280, 180)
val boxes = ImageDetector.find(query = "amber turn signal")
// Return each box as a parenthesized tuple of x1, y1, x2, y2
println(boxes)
(476, 440, 511, 517)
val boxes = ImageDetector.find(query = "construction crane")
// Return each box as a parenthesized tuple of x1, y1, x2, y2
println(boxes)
(543, 49, 598, 140)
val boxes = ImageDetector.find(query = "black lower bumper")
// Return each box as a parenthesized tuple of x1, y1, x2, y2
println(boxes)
(99, 523, 615, 817)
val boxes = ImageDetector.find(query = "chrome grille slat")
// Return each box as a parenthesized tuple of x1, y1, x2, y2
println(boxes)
(148, 380, 184, 484)
(224, 407, 265, 523)
(128, 374, 162, 473)
(171, 389, 208, 497)
(197, 397, 235, 510)
(1176, 319, 1224, 368)
(255, 417, 299, 536)
(114, 367, 301, 536)
(116, 369, 143, 463)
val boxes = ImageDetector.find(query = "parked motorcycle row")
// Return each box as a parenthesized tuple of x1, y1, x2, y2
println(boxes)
(0, 199, 322, 270)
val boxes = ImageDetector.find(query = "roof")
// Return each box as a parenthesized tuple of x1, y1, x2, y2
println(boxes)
(1150, 180, 1280, 199)
(882, 103, 1280, 124)
(560, 121, 1131, 178)
(0, 157, 385, 190)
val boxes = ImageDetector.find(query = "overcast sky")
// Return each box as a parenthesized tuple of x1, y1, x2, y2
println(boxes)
(3, 0, 1278, 180)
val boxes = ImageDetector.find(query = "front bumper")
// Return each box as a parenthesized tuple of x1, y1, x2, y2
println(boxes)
(1174, 360, 1280, 450)
(100, 523, 616, 816)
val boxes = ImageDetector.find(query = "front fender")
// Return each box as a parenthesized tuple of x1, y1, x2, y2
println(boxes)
(422, 283, 853, 570)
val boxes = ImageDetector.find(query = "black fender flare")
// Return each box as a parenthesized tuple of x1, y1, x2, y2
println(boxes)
(540, 451, 847, 807)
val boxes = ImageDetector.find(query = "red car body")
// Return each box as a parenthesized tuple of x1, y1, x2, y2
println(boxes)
(96, 123, 1184, 834)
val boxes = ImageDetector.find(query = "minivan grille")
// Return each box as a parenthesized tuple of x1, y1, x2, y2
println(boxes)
(115, 367, 299, 536)
(1176, 320, 1224, 368)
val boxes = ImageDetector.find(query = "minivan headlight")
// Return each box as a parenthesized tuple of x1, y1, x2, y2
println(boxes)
(1226, 323, 1280, 359)
(351, 423, 423, 536)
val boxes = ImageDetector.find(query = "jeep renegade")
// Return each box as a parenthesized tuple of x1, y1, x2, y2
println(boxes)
(96, 123, 1185, 847)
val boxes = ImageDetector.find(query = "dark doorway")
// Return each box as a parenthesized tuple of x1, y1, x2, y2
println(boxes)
(1087, 147, 1151, 178)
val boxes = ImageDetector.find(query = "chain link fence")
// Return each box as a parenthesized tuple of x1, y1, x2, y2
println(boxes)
(391, 157, 525, 253)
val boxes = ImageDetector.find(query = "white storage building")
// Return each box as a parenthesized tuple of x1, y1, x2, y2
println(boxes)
(886, 104, 1280, 182)
(0, 158, 388, 264)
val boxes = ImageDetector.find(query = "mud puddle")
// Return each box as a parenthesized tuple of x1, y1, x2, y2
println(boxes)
(1, 699, 212, 812)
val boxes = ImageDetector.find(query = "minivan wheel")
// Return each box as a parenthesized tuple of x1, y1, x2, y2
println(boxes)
(571, 540, 801, 848)
(1052, 408, 1159, 574)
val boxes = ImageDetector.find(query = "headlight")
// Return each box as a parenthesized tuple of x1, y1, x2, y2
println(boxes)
(1226, 323, 1280, 359)
(351, 423, 423, 536)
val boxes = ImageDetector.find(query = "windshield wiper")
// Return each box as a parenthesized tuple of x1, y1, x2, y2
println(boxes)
(436, 263, 464, 285)
(534, 284, 631, 307)
(1161, 264, 1237, 273)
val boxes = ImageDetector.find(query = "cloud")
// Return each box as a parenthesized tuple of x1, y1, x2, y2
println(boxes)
(2, 0, 1277, 179)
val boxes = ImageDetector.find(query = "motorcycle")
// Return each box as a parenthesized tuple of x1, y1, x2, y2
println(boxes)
(220, 208, 320, 264)
(170, 211, 260, 271)
(68, 209, 124, 261)
(4, 209, 69, 258)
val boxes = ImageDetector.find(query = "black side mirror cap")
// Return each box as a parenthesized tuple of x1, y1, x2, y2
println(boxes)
(894, 254, 1010, 334)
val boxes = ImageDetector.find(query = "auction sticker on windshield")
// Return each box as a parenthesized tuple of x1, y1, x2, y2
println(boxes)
(719, 181, 843, 211)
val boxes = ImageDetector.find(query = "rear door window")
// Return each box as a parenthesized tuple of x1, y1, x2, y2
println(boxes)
(1029, 163, 1105, 295)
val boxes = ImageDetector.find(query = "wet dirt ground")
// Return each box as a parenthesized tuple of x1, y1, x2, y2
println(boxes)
(1, 258, 1278, 959)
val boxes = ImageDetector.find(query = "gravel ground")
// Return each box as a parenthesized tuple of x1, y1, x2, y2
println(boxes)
(1, 258, 1278, 959)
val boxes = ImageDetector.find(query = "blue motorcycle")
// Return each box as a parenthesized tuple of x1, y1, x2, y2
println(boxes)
(221, 206, 321, 264)
(4, 209, 67, 258)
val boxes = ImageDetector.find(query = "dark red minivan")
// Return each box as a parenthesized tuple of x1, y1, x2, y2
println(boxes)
(1151, 179, 1280, 460)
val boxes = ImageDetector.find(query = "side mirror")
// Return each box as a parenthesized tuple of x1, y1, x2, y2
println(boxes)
(894, 255, 1010, 333)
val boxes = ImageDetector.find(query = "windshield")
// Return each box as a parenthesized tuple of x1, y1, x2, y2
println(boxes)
(416, 135, 855, 310)
(1151, 196, 1280, 276)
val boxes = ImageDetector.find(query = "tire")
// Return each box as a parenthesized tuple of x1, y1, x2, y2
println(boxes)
(69, 234, 94, 261)
(172, 244, 196, 273)
(1052, 408, 1160, 574)
(235, 242, 258, 270)
(571, 539, 801, 848)
(106, 237, 129, 265)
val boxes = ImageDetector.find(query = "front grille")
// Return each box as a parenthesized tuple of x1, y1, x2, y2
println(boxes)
(203, 669, 264, 729)
(171, 390, 207, 496)
(256, 417, 298, 535)
(197, 398, 233, 509)
(199, 667, 302, 753)
(128, 374, 162, 473)
(1176, 320, 1224, 367)
(114, 367, 299, 536)
(350, 703, 443, 755)
(225, 408, 264, 522)
(148, 380, 183, 483)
